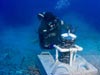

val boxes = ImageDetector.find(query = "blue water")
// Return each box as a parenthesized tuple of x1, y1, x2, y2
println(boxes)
(0, 0, 100, 74)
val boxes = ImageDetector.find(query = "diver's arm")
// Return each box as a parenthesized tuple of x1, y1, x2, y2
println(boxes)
(61, 20, 71, 31)
(62, 23, 77, 33)
(60, 20, 72, 33)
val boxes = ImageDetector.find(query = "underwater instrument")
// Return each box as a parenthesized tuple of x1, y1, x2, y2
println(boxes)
(37, 31, 98, 75)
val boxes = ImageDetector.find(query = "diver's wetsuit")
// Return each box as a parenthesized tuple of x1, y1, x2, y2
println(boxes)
(38, 12, 62, 49)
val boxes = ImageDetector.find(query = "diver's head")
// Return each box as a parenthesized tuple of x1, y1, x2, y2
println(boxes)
(44, 12, 56, 21)
(37, 12, 56, 22)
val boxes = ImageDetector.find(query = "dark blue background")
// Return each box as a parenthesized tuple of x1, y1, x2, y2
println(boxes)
(0, 0, 100, 28)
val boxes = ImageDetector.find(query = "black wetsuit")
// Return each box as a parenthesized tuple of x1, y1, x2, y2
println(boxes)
(38, 12, 62, 49)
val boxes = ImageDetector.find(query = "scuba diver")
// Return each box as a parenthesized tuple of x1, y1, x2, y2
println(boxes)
(37, 12, 76, 49)
(38, 12, 64, 49)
